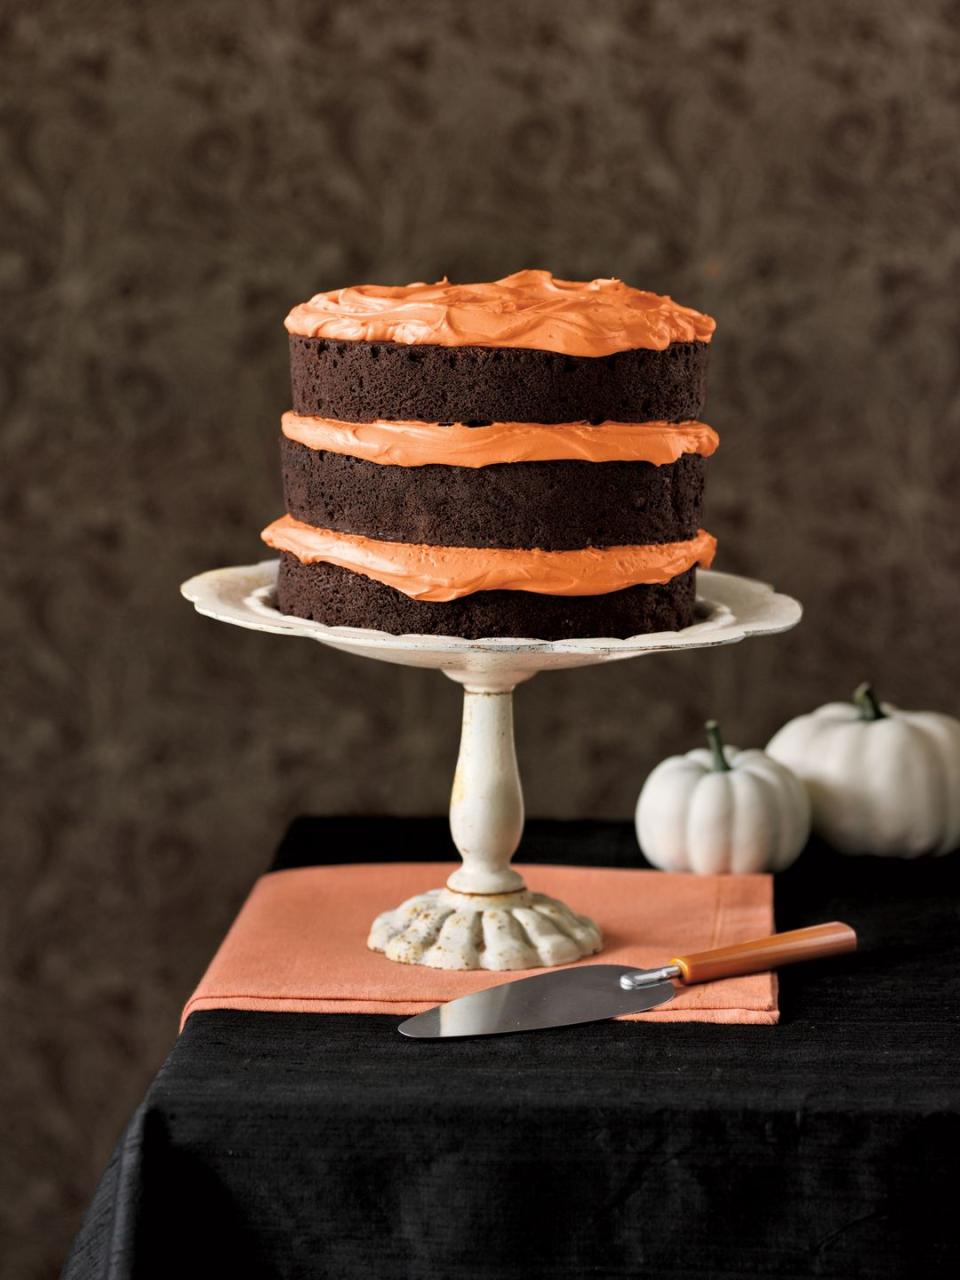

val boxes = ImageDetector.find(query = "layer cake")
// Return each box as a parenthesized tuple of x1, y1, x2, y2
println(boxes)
(262, 270, 718, 640)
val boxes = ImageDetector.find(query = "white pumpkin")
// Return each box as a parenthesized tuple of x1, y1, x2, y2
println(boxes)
(635, 720, 811, 874)
(767, 684, 960, 857)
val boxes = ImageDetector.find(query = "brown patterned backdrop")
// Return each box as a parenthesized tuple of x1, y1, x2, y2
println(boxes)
(3, 0, 959, 1273)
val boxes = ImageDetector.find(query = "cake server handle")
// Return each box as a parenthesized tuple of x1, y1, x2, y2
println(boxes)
(619, 922, 857, 990)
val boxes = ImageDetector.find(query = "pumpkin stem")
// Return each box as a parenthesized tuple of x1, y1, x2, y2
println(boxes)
(705, 719, 731, 772)
(853, 682, 886, 721)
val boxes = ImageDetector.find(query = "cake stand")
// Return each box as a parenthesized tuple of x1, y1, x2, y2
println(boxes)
(181, 562, 801, 971)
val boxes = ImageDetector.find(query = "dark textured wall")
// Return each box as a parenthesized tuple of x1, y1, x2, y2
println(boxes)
(3, 0, 959, 1273)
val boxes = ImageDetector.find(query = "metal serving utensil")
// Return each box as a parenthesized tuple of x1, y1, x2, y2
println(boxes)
(398, 922, 857, 1038)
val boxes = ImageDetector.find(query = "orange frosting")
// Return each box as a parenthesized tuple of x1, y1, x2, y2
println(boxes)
(284, 270, 715, 356)
(281, 412, 719, 469)
(261, 516, 717, 602)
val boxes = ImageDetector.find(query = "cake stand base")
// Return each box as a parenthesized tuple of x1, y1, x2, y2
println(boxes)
(368, 887, 603, 970)
(182, 562, 802, 971)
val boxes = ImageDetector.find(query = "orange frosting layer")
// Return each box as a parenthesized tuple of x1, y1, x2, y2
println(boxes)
(281, 412, 719, 469)
(285, 269, 716, 356)
(261, 516, 717, 602)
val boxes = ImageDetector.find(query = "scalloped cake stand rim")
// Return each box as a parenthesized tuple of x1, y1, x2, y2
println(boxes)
(180, 560, 802, 686)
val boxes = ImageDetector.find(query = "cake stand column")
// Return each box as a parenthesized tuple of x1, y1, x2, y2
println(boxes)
(447, 688, 525, 894)
(367, 675, 603, 971)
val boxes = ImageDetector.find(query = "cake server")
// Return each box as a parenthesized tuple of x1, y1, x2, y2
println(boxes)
(398, 921, 856, 1038)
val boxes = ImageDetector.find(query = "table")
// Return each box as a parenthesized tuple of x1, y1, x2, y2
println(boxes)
(64, 817, 960, 1279)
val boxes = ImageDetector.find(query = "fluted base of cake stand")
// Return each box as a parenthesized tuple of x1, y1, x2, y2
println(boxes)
(368, 887, 603, 970)
(181, 561, 801, 971)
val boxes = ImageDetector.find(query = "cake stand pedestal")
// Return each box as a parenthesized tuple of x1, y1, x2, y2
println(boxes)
(181, 563, 801, 971)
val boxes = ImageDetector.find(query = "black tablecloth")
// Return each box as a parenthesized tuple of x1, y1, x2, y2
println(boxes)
(65, 818, 960, 1279)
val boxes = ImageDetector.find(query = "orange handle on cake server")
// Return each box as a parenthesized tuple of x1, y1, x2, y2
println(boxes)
(673, 922, 857, 984)
(619, 922, 857, 992)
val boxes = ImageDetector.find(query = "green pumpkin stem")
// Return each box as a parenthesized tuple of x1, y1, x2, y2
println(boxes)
(853, 682, 886, 721)
(705, 719, 731, 772)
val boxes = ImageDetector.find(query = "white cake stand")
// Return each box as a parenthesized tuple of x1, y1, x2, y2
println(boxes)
(181, 562, 801, 971)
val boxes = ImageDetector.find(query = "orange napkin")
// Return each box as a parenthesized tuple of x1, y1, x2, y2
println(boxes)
(182, 862, 778, 1028)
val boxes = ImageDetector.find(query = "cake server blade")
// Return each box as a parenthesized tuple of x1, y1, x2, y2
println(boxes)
(398, 965, 675, 1038)
(397, 921, 858, 1038)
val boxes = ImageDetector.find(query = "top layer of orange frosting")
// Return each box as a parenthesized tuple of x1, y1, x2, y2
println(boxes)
(285, 270, 716, 357)
(281, 412, 719, 468)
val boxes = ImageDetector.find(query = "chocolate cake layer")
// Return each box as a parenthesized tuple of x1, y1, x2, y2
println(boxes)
(281, 438, 705, 551)
(289, 337, 709, 424)
(276, 554, 698, 640)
